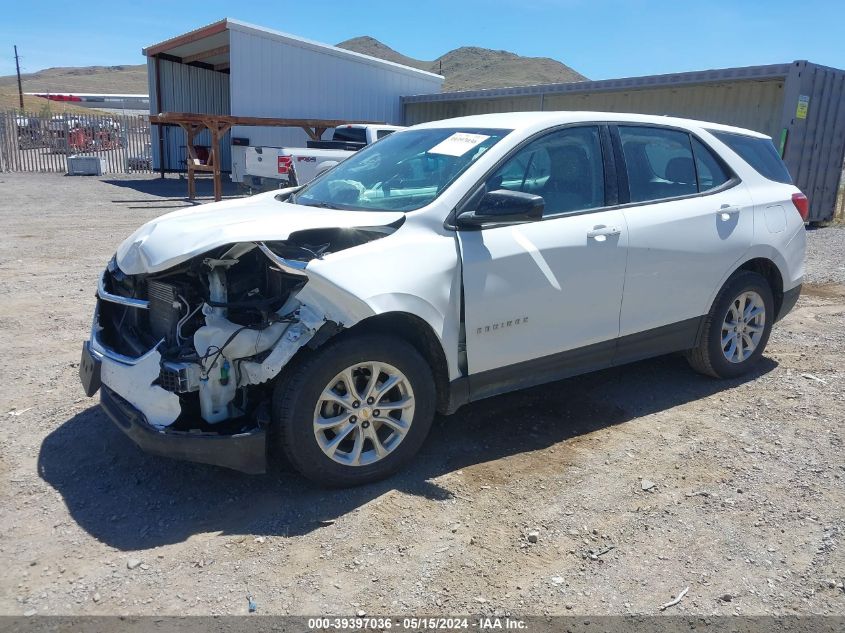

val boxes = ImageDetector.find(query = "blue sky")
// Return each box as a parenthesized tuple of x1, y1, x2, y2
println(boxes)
(2, 0, 843, 80)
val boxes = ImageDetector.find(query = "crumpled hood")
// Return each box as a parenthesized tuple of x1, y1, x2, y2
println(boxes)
(114, 190, 405, 274)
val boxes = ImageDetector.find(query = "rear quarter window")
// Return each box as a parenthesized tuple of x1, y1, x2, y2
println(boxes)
(710, 131, 793, 184)
(691, 137, 731, 191)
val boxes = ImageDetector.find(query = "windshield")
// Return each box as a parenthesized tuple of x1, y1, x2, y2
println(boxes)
(292, 127, 510, 212)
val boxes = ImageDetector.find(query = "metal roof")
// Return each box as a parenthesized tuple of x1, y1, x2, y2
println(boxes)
(402, 62, 802, 103)
(142, 18, 444, 82)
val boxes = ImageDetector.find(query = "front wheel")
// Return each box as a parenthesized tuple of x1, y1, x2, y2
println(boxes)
(686, 271, 774, 378)
(272, 334, 435, 487)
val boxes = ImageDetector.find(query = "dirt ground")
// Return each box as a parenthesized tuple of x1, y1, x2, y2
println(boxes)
(0, 172, 843, 618)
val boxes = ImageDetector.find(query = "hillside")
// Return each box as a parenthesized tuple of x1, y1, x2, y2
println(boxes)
(0, 91, 93, 113)
(337, 36, 587, 92)
(0, 65, 147, 94)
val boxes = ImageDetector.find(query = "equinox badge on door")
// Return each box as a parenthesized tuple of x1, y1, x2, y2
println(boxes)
(476, 317, 529, 335)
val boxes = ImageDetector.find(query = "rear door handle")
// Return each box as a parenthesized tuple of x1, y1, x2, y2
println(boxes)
(718, 205, 741, 221)
(587, 225, 621, 241)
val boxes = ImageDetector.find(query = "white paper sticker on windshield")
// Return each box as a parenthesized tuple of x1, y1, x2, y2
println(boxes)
(427, 133, 490, 157)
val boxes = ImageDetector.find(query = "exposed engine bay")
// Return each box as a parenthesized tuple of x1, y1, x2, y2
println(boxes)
(94, 223, 399, 432)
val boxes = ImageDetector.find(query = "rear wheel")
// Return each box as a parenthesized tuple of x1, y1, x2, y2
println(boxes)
(273, 334, 435, 486)
(686, 271, 774, 378)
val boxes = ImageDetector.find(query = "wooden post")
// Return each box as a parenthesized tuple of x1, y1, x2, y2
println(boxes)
(203, 120, 232, 202)
(179, 123, 196, 200)
(154, 56, 166, 179)
(210, 123, 220, 202)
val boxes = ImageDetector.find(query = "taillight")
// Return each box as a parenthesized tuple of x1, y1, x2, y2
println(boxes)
(277, 155, 292, 174)
(791, 192, 809, 221)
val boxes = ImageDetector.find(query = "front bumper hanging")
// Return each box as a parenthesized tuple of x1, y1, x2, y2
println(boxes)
(100, 385, 268, 474)
(81, 338, 268, 475)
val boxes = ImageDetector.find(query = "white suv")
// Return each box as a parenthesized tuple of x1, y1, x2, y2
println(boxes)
(80, 112, 806, 486)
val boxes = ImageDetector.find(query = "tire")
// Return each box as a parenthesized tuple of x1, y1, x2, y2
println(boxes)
(272, 334, 436, 487)
(686, 270, 774, 379)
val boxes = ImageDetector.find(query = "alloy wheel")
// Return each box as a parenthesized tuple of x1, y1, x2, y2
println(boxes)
(721, 290, 766, 363)
(313, 361, 415, 466)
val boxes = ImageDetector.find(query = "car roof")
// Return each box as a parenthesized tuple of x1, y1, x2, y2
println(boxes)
(410, 111, 771, 140)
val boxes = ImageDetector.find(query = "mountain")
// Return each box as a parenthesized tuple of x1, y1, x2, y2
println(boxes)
(337, 36, 587, 92)
(337, 36, 430, 72)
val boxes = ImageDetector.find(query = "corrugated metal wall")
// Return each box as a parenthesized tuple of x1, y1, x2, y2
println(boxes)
(781, 62, 845, 222)
(404, 95, 541, 125)
(543, 81, 785, 138)
(227, 25, 442, 180)
(148, 58, 231, 171)
(405, 81, 786, 138)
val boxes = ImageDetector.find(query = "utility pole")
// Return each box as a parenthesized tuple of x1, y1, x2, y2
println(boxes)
(14, 45, 24, 110)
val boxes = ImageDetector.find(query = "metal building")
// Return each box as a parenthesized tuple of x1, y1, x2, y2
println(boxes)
(403, 61, 845, 222)
(143, 18, 443, 181)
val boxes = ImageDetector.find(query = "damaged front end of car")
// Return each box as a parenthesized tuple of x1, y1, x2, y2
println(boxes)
(81, 218, 400, 474)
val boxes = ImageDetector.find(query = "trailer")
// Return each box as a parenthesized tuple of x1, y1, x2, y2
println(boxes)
(403, 61, 845, 223)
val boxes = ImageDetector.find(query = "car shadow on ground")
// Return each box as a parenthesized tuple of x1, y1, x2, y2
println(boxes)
(101, 176, 242, 203)
(38, 354, 776, 551)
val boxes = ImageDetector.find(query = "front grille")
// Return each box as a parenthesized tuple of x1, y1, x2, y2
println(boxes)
(97, 269, 151, 356)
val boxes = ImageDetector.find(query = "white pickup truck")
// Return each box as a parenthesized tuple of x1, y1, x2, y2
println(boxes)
(243, 124, 403, 190)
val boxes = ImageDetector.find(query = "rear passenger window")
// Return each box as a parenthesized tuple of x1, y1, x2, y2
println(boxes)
(487, 126, 605, 216)
(692, 137, 730, 191)
(619, 126, 698, 202)
(710, 131, 793, 184)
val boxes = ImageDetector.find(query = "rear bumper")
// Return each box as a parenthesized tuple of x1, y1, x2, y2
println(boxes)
(776, 283, 802, 322)
(100, 386, 267, 475)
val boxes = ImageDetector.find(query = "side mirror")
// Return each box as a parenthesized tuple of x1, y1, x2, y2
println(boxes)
(457, 189, 544, 227)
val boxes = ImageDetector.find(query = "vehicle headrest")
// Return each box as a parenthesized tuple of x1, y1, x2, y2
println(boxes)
(666, 156, 696, 184)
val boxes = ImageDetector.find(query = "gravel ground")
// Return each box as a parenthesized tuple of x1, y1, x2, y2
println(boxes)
(805, 225, 845, 285)
(0, 173, 843, 617)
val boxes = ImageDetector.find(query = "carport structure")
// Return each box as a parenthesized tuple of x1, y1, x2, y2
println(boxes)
(149, 112, 380, 201)
(142, 18, 443, 183)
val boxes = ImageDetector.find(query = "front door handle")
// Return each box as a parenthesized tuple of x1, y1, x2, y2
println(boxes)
(587, 225, 621, 241)
(718, 205, 741, 221)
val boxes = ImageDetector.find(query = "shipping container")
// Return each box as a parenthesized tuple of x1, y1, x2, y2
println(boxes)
(403, 61, 845, 222)
(143, 19, 443, 181)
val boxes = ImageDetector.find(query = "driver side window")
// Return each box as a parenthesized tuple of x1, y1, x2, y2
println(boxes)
(487, 126, 605, 216)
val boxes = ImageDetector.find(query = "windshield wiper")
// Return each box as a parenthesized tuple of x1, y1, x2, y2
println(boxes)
(297, 200, 342, 210)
